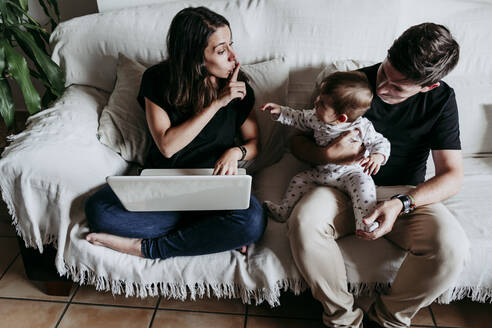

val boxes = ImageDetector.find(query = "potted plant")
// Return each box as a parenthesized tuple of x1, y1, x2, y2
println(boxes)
(0, 0, 65, 130)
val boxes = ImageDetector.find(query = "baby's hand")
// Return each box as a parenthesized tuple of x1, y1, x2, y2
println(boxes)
(260, 103, 282, 115)
(360, 153, 385, 175)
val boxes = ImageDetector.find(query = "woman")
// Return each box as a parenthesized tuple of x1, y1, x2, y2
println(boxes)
(84, 7, 266, 259)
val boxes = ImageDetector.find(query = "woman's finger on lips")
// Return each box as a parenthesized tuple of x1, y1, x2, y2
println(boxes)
(230, 62, 240, 82)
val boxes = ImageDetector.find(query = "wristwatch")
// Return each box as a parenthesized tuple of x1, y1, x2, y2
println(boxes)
(237, 145, 247, 161)
(391, 194, 416, 214)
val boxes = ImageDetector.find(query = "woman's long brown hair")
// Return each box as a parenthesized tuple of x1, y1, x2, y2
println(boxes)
(164, 7, 230, 115)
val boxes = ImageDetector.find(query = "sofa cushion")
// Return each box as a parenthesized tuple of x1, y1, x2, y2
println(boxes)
(241, 58, 290, 172)
(97, 53, 150, 165)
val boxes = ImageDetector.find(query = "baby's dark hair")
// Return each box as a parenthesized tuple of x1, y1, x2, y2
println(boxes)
(319, 71, 373, 122)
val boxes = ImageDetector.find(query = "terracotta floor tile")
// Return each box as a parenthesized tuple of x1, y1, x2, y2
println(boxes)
(411, 306, 435, 326)
(73, 285, 159, 308)
(58, 303, 154, 328)
(0, 298, 66, 328)
(247, 291, 323, 319)
(0, 237, 19, 276)
(152, 310, 244, 328)
(246, 316, 325, 328)
(158, 296, 246, 314)
(431, 299, 492, 328)
(0, 256, 74, 301)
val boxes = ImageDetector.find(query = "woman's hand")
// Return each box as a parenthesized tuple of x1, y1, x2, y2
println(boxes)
(213, 147, 243, 175)
(217, 63, 246, 108)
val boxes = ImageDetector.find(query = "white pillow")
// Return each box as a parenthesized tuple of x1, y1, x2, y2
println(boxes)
(241, 58, 290, 173)
(97, 56, 290, 169)
(97, 53, 150, 165)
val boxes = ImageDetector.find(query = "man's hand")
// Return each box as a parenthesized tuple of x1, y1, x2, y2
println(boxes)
(360, 153, 385, 175)
(329, 130, 366, 165)
(356, 198, 403, 240)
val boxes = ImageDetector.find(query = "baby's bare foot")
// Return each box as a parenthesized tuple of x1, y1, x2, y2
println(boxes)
(86, 233, 144, 258)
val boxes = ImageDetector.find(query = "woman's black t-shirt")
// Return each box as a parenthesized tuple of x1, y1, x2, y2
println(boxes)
(360, 63, 461, 186)
(137, 61, 255, 169)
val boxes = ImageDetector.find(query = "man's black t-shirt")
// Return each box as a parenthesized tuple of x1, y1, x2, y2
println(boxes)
(137, 61, 255, 169)
(360, 63, 461, 186)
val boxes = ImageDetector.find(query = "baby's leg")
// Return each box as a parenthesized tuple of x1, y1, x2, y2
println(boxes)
(264, 170, 316, 222)
(338, 169, 379, 232)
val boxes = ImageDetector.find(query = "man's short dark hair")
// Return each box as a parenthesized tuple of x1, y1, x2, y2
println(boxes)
(387, 22, 459, 86)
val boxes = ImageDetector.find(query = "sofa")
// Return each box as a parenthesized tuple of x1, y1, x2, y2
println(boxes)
(1, 0, 491, 306)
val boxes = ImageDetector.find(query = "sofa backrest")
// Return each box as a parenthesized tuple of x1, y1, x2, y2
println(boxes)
(50, 0, 492, 155)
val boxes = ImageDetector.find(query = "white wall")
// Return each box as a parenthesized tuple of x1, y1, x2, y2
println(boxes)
(30, 0, 98, 23)
(11, 0, 99, 111)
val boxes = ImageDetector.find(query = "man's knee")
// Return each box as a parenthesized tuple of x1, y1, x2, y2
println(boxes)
(287, 186, 352, 240)
(423, 203, 470, 271)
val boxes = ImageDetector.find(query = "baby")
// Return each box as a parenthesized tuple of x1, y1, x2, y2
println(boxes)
(261, 71, 390, 232)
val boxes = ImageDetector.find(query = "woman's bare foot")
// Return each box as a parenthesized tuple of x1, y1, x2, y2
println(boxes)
(237, 245, 248, 255)
(86, 233, 144, 258)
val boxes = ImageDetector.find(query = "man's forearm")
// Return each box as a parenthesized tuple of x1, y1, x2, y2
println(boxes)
(290, 134, 329, 165)
(409, 150, 463, 207)
(409, 171, 462, 207)
(290, 132, 364, 166)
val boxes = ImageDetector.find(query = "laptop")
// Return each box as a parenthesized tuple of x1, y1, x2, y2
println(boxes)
(107, 168, 251, 211)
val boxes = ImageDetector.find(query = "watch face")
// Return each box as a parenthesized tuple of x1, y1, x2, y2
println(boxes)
(392, 194, 411, 214)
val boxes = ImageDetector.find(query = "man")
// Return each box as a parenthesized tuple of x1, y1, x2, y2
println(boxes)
(287, 23, 470, 328)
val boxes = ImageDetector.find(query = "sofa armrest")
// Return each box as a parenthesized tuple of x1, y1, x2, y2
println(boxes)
(0, 85, 129, 251)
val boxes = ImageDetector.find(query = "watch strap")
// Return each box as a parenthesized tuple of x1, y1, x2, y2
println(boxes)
(391, 194, 416, 214)
(238, 145, 247, 161)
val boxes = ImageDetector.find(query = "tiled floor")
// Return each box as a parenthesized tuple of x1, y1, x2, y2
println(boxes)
(1, 115, 491, 328)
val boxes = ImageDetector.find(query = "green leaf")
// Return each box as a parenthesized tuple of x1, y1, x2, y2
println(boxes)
(0, 38, 6, 73)
(1, 39, 41, 115)
(0, 79, 15, 130)
(10, 27, 65, 97)
(43, 0, 60, 21)
(18, 0, 28, 11)
(25, 24, 49, 53)
(41, 87, 57, 108)
(22, 22, 51, 40)
(0, 1, 20, 25)
(0, 43, 15, 129)
(6, 1, 40, 27)
(38, 0, 58, 30)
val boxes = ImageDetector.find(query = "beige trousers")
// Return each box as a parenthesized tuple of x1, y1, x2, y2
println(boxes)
(286, 186, 470, 328)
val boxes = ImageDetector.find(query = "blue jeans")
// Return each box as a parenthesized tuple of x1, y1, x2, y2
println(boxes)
(85, 185, 267, 259)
